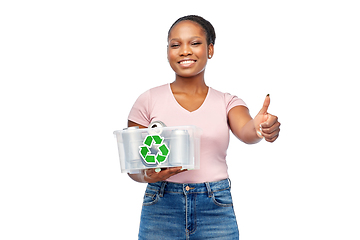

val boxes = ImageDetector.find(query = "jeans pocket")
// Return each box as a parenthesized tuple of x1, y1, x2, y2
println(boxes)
(211, 188, 233, 207)
(142, 187, 159, 206)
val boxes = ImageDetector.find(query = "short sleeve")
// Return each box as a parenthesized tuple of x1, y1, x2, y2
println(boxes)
(128, 90, 152, 127)
(225, 93, 247, 114)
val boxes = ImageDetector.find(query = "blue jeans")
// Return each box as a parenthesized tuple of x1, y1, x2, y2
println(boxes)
(138, 179, 239, 240)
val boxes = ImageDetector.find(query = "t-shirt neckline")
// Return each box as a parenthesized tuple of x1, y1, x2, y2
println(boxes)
(168, 83, 211, 113)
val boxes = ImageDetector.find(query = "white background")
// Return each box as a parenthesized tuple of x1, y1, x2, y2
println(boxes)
(1, 0, 359, 239)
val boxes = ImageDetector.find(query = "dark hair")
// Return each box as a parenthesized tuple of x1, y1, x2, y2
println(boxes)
(168, 15, 216, 46)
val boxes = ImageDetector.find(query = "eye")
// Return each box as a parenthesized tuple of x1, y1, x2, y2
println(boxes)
(192, 42, 201, 46)
(170, 43, 180, 48)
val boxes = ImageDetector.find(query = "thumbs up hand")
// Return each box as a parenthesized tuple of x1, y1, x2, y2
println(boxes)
(253, 94, 280, 142)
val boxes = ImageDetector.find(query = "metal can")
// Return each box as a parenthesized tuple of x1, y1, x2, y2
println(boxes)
(147, 121, 167, 161)
(148, 121, 166, 135)
(148, 121, 166, 128)
(169, 129, 190, 166)
(122, 126, 143, 169)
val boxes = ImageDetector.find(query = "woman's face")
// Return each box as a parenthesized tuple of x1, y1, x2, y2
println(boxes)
(167, 21, 213, 78)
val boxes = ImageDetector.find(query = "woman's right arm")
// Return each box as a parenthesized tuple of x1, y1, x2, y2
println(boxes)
(127, 120, 187, 183)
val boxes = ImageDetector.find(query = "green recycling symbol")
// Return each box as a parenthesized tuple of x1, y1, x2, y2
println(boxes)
(139, 135, 170, 164)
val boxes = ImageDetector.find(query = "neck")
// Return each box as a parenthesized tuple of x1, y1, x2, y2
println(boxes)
(172, 72, 207, 93)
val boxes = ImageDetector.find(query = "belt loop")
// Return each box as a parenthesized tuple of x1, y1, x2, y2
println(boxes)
(228, 178, 231, 189)
(159, 181, 167, 197)
(205, 182, 213, 198)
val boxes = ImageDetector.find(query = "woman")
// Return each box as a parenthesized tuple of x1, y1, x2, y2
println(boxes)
(127, 15, 280, 240)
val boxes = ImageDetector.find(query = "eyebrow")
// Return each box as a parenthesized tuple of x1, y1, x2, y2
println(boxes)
(169, 36, 202, 42)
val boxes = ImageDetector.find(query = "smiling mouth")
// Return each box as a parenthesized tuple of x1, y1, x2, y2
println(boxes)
(178, 60, 196, 66)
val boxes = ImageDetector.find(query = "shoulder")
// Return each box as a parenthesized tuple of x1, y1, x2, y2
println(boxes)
(210, 87, 234, 97)
(135, 83, 169, 100)
(209, 87, 247, 112)
(209, 87, 243, 102)
(149, 83, 169, 93)
(141, 84, 169, 97)
(209, 87, 229, 101)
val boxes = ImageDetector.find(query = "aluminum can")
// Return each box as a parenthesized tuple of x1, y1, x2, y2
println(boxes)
(169, 129, 190, 166)
(148, 121, 166, 128)
(147, 121, 167, 159)
(148, 121, 166, 135)
(122, 126, 143, 169)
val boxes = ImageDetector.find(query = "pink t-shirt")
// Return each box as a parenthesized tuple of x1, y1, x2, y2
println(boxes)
(128, 83, 247, 183)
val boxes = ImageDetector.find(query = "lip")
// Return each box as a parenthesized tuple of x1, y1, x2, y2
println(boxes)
(178, 59, 197, 68)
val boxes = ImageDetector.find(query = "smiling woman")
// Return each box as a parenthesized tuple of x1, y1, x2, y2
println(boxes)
(167, 17, 214, 79)
(125, 15, 280, 239)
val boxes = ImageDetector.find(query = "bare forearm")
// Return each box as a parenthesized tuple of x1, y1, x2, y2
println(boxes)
(128, 171, 147, 183)
(128, 167, 186, 183)
(237, 119, 262, 144)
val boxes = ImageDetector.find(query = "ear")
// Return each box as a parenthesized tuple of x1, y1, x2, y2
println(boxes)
(208, 43, 214, 59)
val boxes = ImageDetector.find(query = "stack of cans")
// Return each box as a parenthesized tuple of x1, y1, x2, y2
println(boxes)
(121, 126, 143, 170)
(114, 121, 199, 173)
(169, 129, 190, 166)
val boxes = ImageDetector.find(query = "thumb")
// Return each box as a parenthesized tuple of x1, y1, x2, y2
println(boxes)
(258, 94, 270, 115)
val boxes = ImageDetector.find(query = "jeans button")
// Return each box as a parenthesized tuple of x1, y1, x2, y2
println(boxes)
(185, 186, 190, 191)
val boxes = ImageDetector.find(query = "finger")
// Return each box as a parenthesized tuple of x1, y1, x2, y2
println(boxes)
(261, 121, 281, 135)
(144, 168, 156, 177)
(258, 94, 270, 115)
(264, 132, 280, 143)
(167, 166, 184, 174)
(167, 167, 187, 177)
(260, 114, 278, 128)
(261, 128, 280, 141)
(156, 167, 186, 178)
(143, 169, 157, 183)
(261, 118, 281, 133)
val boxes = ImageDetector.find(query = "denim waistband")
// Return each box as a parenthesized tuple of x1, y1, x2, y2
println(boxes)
(147, 178, 231, 197)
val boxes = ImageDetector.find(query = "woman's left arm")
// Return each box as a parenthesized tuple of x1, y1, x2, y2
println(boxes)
(228, 95, 280, 144)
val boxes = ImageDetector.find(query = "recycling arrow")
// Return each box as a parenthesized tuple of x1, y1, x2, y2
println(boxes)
(139, 135, 170, 165)
(140, 146, 155, 163)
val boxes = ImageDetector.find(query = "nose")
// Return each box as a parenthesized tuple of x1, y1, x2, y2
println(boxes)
(180, 43, 192, 56)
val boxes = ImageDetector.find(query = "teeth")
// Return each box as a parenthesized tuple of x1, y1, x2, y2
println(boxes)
(180, 60, 195, 65)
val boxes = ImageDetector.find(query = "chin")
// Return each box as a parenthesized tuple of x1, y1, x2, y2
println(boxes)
(176, 72, 196, 78)
(174, 68, 206, 78)
(170, 62, 206, 78)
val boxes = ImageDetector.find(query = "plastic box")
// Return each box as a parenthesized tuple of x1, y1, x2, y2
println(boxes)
(113, 125, 202, 173)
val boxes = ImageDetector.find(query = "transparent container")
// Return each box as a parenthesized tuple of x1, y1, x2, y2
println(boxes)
(113, 125, 202, 173)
